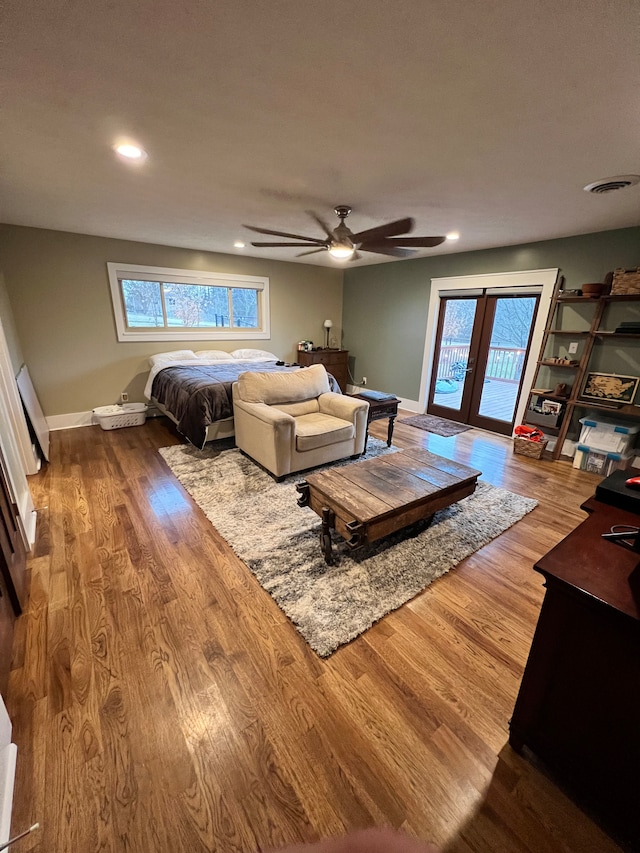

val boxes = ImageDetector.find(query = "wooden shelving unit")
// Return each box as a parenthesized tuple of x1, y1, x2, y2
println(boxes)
(523, 284, 640, 461)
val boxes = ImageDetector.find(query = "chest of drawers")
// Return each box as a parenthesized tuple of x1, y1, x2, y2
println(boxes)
(297, 349, 349, 393)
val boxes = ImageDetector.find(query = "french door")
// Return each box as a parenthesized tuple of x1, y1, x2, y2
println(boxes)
(427, 293, 540, 435)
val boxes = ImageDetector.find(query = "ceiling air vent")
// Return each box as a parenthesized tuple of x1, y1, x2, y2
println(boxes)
(583, 175, 640, 194)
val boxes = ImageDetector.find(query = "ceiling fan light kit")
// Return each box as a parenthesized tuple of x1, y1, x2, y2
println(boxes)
(244, 205, 446, 262)
(328, 243, 355, 260)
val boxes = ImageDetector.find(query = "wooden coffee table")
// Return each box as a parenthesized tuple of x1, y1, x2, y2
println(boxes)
(296, 448, 481, 564)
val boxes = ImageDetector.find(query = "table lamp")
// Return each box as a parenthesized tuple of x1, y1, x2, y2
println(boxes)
(323, 319, 333, 349)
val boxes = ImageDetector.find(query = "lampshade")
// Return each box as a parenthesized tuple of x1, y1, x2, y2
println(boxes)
(323, 319, 333, 329)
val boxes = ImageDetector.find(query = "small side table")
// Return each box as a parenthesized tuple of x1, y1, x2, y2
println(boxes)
(350, 393, 400, 451)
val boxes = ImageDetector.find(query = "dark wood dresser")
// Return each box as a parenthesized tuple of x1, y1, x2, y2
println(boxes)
(297, 349, 349, 393)
(509, 496, 640, 848)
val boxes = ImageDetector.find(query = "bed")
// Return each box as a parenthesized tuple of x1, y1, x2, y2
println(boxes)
(144, 348, 341, 448)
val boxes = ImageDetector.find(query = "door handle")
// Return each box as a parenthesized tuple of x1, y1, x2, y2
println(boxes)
(465, 367, 473, 373)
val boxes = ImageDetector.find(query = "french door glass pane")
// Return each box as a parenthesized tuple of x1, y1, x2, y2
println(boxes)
(433, 299, 477, 410)
(478, 297, 537, 421)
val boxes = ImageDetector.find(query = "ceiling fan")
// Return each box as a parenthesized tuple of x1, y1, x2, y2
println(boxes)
(243, 205, 446, 261)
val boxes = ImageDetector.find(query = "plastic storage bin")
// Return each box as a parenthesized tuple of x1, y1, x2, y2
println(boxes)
(93, 403, 147, 430)
(572, 443, 634, 476)
(578, 417, 640, 454)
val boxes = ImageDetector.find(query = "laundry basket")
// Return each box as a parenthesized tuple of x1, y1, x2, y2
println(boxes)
(93, 403, 147, 430)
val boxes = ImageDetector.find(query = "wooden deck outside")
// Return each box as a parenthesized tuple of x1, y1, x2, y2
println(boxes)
(433, 377, 520, 422)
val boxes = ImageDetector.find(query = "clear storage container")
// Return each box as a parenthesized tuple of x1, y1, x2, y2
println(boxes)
(578, 417, 640, 454)
(572, 443, 634, 476)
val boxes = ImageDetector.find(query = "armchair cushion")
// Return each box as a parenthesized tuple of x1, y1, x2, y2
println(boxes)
(232, 364, 368, 479)
(237, 363, 330, 404)
(294, 413, 355, 451)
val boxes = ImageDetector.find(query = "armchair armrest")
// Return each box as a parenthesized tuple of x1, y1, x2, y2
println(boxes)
(233, 397, 295, 427)
(319, 392, 369, 423)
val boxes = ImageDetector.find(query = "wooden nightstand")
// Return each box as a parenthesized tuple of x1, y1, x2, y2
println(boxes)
(297, 349, 349, 393)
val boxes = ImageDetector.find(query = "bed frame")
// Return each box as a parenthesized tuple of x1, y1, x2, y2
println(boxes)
(151, 397, 236, 443)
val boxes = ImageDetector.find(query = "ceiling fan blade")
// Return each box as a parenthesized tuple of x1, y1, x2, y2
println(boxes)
(296, 247, 328, 257)
(379, 236, 447, 248)
(250, 241, 324, 247)
(243, 224, 327, 244)
(351, 217, 414, 244)
(306, 211, 335, 239)
(359, 244, 416, 258)
(349, 250, 363, 261)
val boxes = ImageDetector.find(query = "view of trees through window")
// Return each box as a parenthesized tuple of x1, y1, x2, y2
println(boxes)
(443, 297, 536, 348)
(437, 296, 537, 388)
(121, 279, 259, 329)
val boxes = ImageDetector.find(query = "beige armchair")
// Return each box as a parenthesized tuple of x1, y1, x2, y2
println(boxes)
(232, 364, 369, 480)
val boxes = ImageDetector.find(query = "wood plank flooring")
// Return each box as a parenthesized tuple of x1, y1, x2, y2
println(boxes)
(6, 415, 627, 852)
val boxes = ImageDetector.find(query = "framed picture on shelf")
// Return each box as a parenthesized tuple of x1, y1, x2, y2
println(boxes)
(581, 372, 639, 404)
(541, 400, 563, 415)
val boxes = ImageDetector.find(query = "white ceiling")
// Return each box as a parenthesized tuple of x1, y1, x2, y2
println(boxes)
(2, 0, 639, 267)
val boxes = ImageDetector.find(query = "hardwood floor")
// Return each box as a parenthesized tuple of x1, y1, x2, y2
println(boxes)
(6, 415, 626, 852)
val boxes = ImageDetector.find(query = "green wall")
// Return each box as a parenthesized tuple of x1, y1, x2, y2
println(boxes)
(343, 227, 640, 401)
(0, 225, 343, 415)
(3, 223, 639, 416)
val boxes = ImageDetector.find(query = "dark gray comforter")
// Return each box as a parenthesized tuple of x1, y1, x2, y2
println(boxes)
(152, 361, 340, 448)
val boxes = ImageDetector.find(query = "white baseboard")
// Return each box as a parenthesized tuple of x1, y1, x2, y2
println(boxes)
(346, 385, 420, 413)
(47, 405, 163, 431)
(46, 411, 94, 430)
(395, 396, 420, 413)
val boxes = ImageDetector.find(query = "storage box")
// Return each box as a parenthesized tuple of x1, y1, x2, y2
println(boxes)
(513, 437, 548, 459)
(611, 267, 640, 295)
(578, 417, 640, 454)
(93, 403, 147, 430)
(572, 443, 634, 476)
(526, 408, 565, 429)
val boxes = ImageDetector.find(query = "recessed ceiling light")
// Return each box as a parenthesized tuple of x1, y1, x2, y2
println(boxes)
(113, 143, 147, 161)
(234, 241, 246, 249)
(446, 231, 460, 241)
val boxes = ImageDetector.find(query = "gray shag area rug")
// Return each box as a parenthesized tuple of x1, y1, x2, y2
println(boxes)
(159, 439, 537, 657)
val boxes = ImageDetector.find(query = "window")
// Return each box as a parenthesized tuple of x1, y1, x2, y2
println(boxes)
(107, 262, 270, 341)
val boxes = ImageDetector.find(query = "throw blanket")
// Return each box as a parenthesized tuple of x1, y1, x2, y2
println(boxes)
(152, 361, 340, 448)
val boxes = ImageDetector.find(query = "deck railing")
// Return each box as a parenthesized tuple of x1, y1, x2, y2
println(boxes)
(437, 345, 526, 382)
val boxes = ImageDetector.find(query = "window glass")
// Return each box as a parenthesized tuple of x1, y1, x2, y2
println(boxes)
(122, 280, 163, 328)
(231, 287, 258, 329)
(108, 263, 270, 341)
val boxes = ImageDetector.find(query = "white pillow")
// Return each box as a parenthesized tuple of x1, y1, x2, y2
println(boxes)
(194, 350, 235, 360)
(148, 350, 196, 367)
(230, 348, 278, 360)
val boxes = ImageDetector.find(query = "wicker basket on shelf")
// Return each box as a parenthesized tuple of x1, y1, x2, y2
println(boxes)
(611, 267, 640, 295)
(513, 437, 548, 459)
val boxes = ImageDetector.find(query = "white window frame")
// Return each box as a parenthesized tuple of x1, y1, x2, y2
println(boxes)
(107, 262, 270, 342)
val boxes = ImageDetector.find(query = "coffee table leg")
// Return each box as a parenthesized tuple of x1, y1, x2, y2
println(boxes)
(320, 507, 335, 565)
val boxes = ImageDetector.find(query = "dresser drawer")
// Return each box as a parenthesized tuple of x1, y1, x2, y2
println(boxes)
(297, 350, 349, 392)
